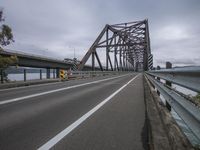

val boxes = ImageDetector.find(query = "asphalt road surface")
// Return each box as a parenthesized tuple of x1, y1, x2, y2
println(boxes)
(0, 73, 147, 150)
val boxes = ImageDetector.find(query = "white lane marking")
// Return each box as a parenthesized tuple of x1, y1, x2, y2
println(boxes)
(0, 74, 131, 105)
(37, 74, 140, 150)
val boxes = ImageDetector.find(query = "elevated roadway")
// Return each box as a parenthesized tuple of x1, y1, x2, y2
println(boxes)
(0, 50, 99, 70)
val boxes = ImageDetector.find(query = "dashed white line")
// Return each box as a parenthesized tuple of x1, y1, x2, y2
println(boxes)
(37, 74, 140, 150)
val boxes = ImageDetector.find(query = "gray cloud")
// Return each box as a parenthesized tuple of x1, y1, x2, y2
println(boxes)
(1, 0, 200, 67)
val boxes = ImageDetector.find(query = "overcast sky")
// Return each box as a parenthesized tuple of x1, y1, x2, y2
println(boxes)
(1, 0, 200, 67)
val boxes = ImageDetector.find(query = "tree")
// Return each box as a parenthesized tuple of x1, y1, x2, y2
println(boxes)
(0, 55, 17, 68)
(0, 9, 14, 48)
(0, 9, 17, 82)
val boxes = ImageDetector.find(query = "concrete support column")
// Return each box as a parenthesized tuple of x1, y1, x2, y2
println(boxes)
(53, 69, 55, 79)
(56, 68, 60, 78)
(0, 69, 3, 83)
(24, 69, 26, 82)
(40, 69, 42, 80)
(135, 62, 138, 72)
(46, 68, 50, 79)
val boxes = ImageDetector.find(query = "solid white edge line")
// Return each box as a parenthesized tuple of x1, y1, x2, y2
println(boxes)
(37, 74, 140, 150)
(0, 74, 130, 105)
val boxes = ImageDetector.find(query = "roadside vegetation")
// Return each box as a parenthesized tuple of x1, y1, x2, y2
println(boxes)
(0, 9, 17, 82)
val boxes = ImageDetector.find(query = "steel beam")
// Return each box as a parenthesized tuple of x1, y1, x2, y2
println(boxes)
(95, 52, 103, 71)
(78, 25, 108, 70)
(92, 51, 95, 71)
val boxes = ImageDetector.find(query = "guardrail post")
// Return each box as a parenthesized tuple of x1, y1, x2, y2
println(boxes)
(0, 69, 3, 83)
(24, 69, 26, 82)
(165, 62, 172, 111)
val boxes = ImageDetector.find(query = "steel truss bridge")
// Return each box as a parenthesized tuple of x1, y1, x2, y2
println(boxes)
(1, 19, 200, 150)
(78, 19, 153, 71)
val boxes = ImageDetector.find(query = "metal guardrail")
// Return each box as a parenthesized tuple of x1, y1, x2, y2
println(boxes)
(147, 66, 200, 93)
(69, 71, 127, 78)
(145, 66, 200, 142)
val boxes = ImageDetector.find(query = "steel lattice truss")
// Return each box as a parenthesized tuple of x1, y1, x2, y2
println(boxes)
(78, 19, 152, 71)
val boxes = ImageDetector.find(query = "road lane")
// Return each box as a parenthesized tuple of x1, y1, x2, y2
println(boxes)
(0, 74, 130, 105)
(52, 73, 146, 150)
(38, 74, 140, 150)
(0, 74, 129, 102)
(0, 73, 142, 150)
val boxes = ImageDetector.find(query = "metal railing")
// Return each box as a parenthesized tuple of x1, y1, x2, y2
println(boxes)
(68, 71, 128, 78)
(145, 66, 200, 142)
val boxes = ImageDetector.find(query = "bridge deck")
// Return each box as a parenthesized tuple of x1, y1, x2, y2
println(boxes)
(0, 73, 147, 150)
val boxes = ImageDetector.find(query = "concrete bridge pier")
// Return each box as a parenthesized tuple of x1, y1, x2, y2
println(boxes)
(53, 69, 55, 79)
(40, 69, 42, 80)
(0, 69, 3, 83)
(46, 68, 51, 79)
(23, 69, 26, 82)
(56, 68, 60, 78)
